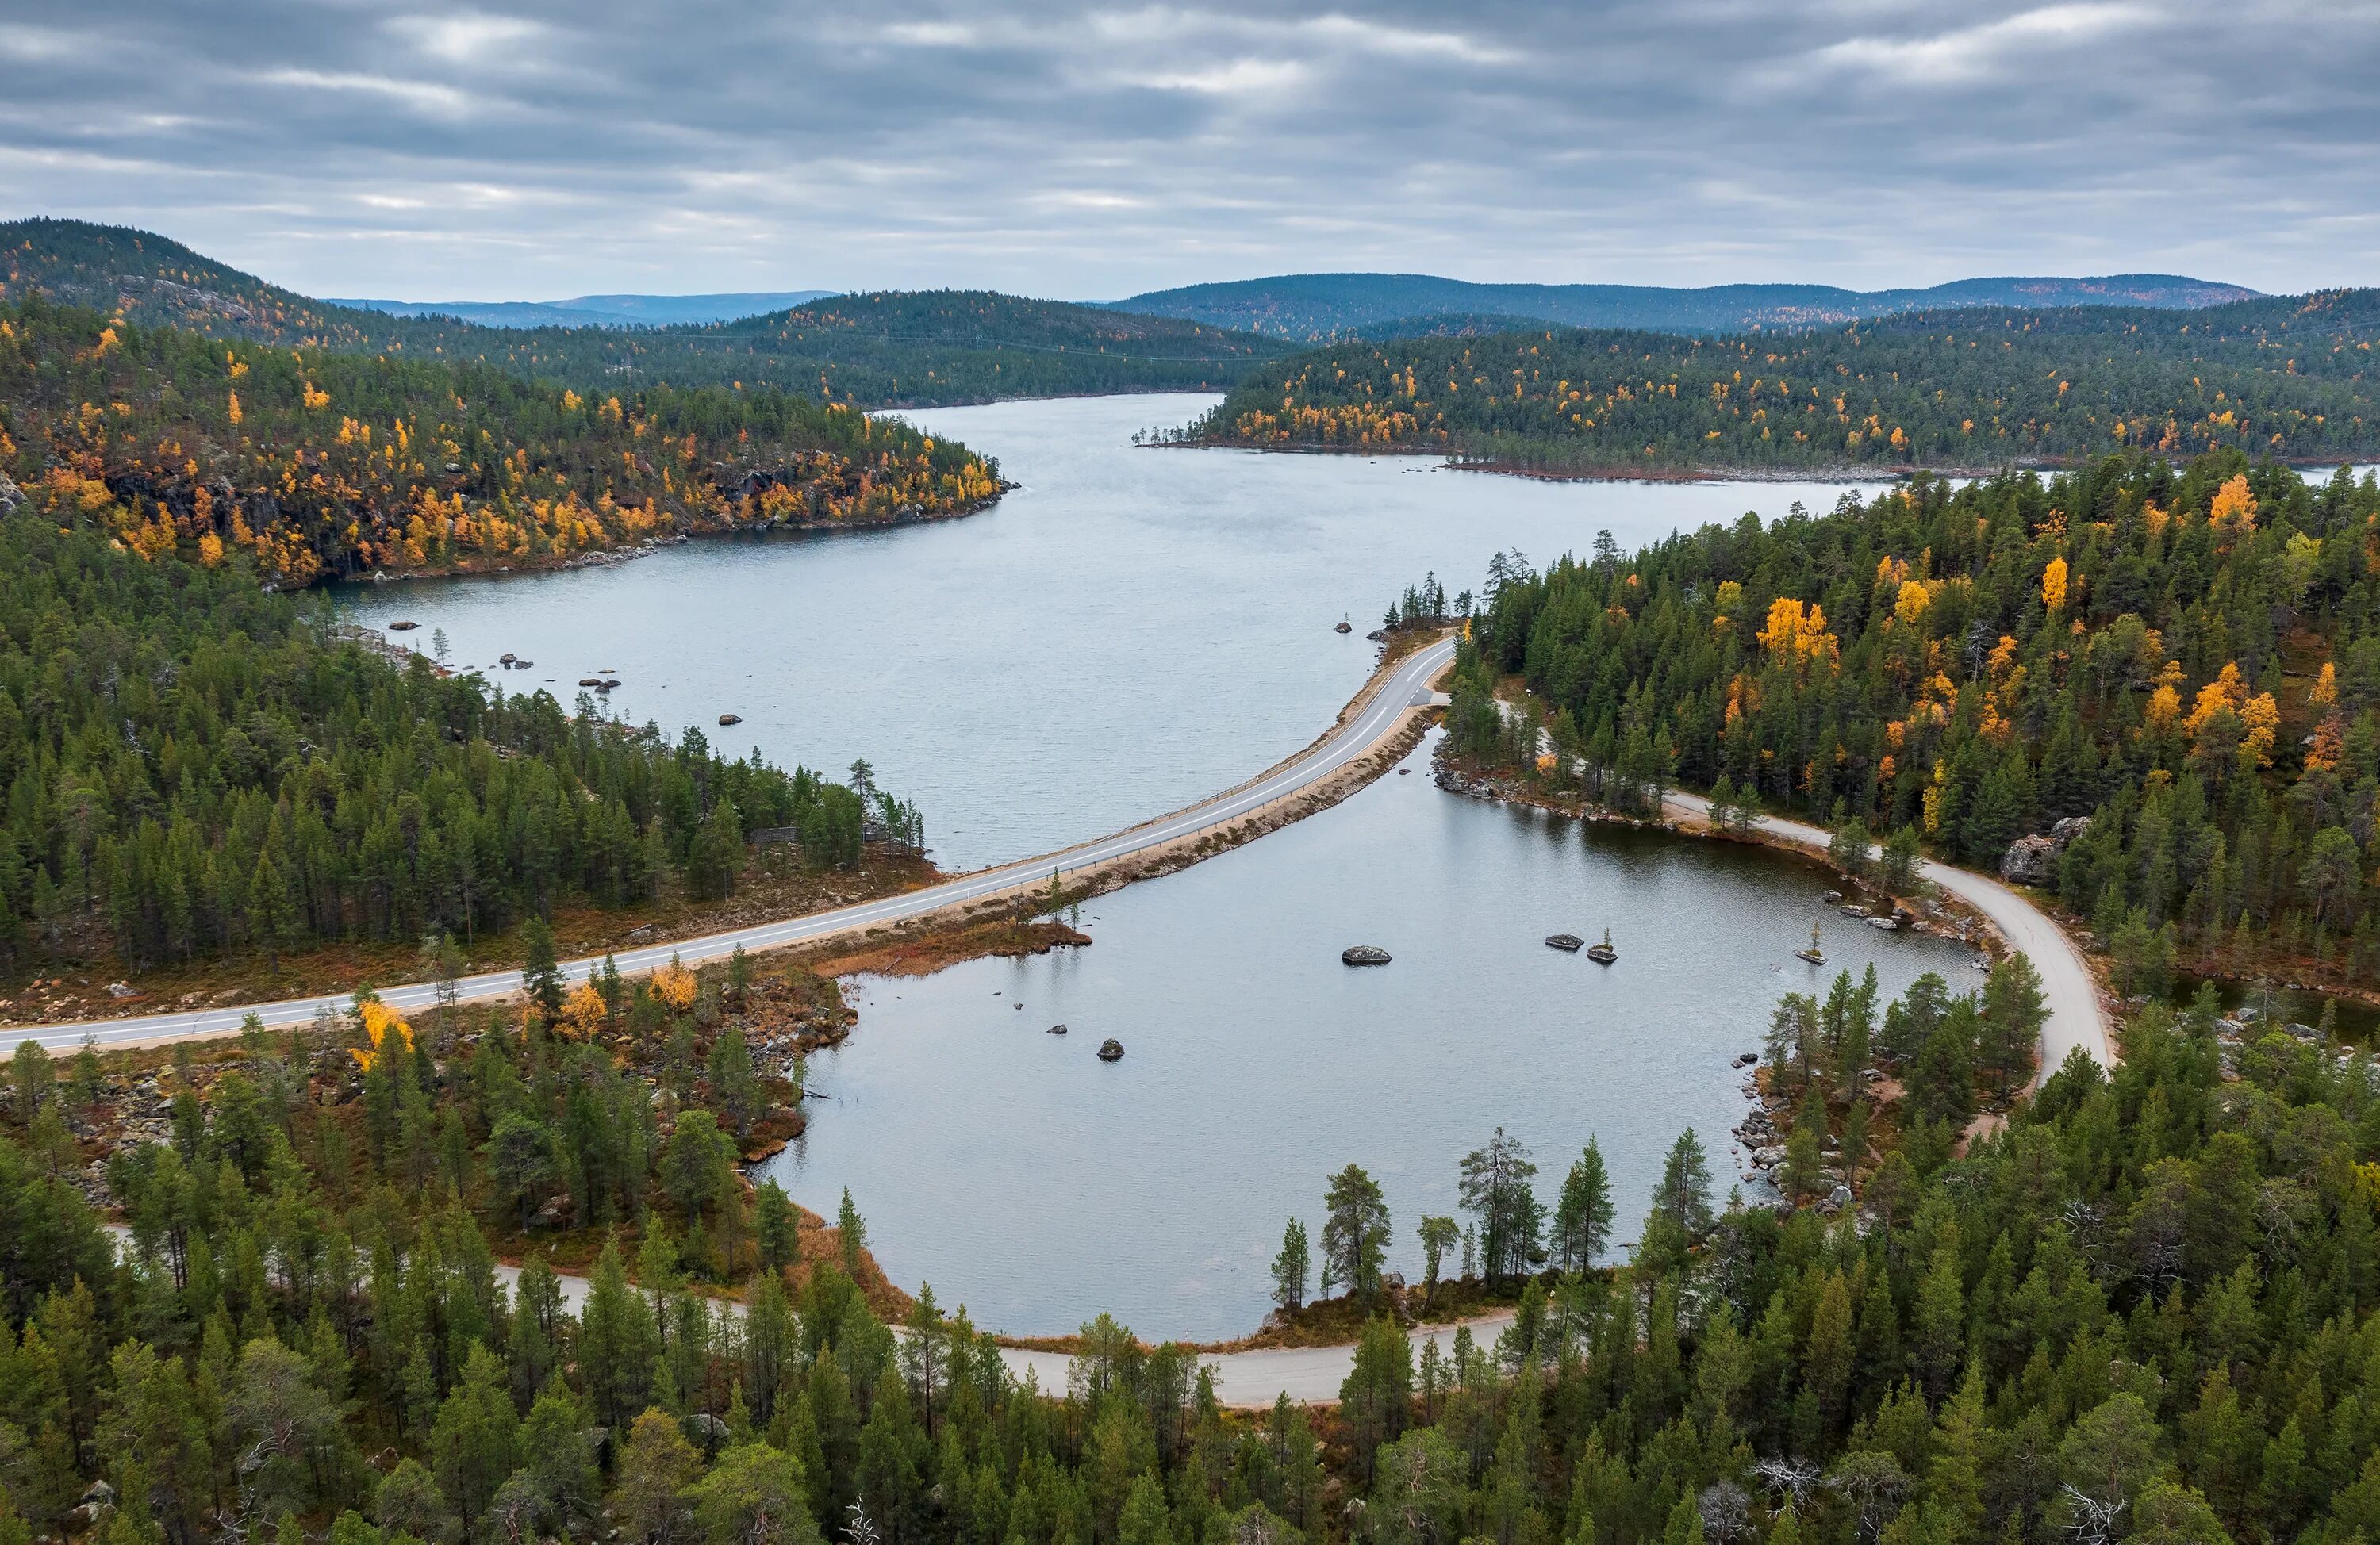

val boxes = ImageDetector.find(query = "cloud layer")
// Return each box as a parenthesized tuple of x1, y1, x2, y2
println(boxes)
(0, 1, 2372, 299)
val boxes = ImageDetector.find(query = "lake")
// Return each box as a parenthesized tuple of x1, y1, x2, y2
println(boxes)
(346, 394, 1976, 1339)
(777, 730, 1975, 1340)
(345, 393, 1891, 871)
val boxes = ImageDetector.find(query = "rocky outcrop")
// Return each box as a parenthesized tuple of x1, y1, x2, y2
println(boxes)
(2000, 815, 2090, 886)
(0, 471, 21, 514)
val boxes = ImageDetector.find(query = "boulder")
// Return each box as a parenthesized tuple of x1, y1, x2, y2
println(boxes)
(1998, 834, 2059, 885)
(2002, 815, 2088, 886)
(1097, 1037, 1125, 1062)
(1342, 945, 1392, 966)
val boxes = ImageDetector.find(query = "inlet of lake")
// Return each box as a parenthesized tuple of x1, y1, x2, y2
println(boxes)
(348, 393, 1980, 1340)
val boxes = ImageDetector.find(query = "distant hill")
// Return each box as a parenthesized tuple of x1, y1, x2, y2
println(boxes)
(1114, 272, 2263, 339)
(329, 290, 838, 328)
(0, 218, 1291, 405)
(1180, 287, 2380, 473)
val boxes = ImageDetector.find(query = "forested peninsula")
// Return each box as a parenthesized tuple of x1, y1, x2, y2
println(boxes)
(0, 473, 927, 1001)
(0, 297, 1001, 587)
(1177, 292, 2380, 474)
(1439, 449, 2380, 997)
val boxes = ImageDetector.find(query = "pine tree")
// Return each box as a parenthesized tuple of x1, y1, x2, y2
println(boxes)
(1270, 1218, 1310, 1313)
(520, 917, 565, 1018)
(1549, 1140, 1614, 1272)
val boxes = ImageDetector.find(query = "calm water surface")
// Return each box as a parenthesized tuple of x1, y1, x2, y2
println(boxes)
(770, 730, 1976, 1340)
(347, 393, 1885, 869)
(347, 395, 1966, 1338)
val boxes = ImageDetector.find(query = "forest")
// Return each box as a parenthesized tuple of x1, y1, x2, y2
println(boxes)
(3, 934, 2377, 1545)
(0, 472, 919, 977)
(1441, 448, 2380, 994)
(1111, 274, 2255, 342)
(0, 294, 1001, 586)
(1180, 291, 2380, 473)
(0, 221, 1292, 412)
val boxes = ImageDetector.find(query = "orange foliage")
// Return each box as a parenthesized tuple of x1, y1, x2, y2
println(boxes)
(351, 998, 413, 1072)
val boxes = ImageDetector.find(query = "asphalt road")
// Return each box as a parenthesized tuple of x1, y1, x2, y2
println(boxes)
(1664, 793, 2115, 1075)
(16, 634, 1460, 1052)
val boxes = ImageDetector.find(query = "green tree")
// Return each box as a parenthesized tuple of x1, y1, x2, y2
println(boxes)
(664, 1111, 735, 1229)
(1979, 953, 2046, 1100)
(1459, 1127, 1542, 1282)
(692, 1442, 823, 1545)
(1548, 1139, 1614, 1273)
(836, 1187, 866, 1279)
(430, 1346, 520, 1535)
(1879, 826, 1924, 895)
(1271, 1218, 1311, 1314)
(520, 917, 565, 1019)
(614, 1408, 700, 1545)
(482, 1113, 558, 1231)
(1417, 1215, 1460, 1308)
(1338, 1316, 1412, 1484)
(1649, 1129, 1714, 1237)
(373, 1459, 453, 1544)
(755, 1179, 799, 1273)
(705, 1026, 762, 1137)
(1320, 1164, 1391, 1303)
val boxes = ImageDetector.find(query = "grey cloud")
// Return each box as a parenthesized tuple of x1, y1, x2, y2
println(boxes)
(0, 1, 2372, 298)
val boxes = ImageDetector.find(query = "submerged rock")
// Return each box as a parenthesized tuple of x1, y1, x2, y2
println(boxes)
(1342, 945, 1392, 966)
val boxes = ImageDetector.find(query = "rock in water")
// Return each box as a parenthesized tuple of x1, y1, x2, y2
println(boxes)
(1342, 945, 1392, 966)
(1047, 1023, 1068, 1035)
(1545, 934, 1584, 952)
(1097, 1037, 1125, 1061)
(719, 713, 742, 726)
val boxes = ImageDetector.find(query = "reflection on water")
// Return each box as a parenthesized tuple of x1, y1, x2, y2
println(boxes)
(768, 731, 1979, 1340)
(344, 394, 1965, 1337)
(345, 393, 1887, 870)
(2168, 974, 2379, 1045)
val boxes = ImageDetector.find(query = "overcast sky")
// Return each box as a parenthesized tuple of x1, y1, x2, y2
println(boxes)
(1, 1, 2373, 301)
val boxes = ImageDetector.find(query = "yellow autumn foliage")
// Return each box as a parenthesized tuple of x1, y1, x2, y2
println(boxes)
(1756, 597, 1837, 662)
(351, 998, 413, 1072)
(651, 957, 698, 1011)
(558, 982, 608, 1039)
